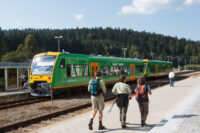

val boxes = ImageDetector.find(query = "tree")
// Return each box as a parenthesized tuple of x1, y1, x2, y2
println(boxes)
(23, 34, 39, 59)
(1, 51, 19, 62)
(16, 44, 26, 62)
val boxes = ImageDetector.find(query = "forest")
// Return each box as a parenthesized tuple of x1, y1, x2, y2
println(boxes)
(0, 27, 200, 68)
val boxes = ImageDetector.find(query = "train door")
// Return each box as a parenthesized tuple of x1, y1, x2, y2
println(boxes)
(91, 62, 99, 78)
(130, 64, 135, 80)
(143, 62, 147, 75)
(168, 65, 170, 73)
(155, 64, 159, 76)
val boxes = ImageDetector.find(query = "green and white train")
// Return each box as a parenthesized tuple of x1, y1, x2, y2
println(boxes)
(28, 52, 172, 96)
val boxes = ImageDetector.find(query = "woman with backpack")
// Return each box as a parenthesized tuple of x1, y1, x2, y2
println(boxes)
(135, 77, 152, 127)
(112, 75, 132, 128)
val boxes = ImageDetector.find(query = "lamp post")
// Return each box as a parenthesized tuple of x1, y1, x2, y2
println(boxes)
(184, 59, 187, 69)
(167, 56, 170, 61)
(190, 60, 192, 70)
(54, 36, 63, 52)
(122, 48, 127, 58)
(177, 58, 180, 71)
(151, 52, 155, 60)
(177, 56, 181, 71)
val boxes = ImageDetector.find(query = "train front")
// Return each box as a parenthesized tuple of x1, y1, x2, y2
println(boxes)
(29, 54, 57, 96)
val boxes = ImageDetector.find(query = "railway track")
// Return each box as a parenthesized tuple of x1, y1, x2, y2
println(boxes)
(0, 71, 199, 132)
(0, 97, 48, 110)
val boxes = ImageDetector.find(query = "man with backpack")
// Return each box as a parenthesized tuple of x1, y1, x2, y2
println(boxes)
(88, 72, 107, 130)
(135, 77, 152, 127)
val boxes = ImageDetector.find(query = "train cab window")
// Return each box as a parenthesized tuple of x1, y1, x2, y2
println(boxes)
(59, 59, 65, 68)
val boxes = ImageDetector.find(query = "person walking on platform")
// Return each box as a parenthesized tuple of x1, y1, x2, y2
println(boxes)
(112, 75, 132, 128)
(88, 72, 107, 130)
(135, 77, 152, 127)
(20, 73, 26, 89)
(169, 71, 175, 87)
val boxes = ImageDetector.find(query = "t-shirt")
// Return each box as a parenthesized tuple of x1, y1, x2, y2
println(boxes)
(112, 82, 132, 94)
(169, 72, 175, 78)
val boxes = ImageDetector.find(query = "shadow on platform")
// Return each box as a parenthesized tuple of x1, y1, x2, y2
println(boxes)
(172, 114, 198, 119)
(93, 123, 156, 133)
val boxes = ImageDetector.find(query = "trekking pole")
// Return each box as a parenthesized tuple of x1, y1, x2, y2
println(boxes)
(108, 98, 117, 113)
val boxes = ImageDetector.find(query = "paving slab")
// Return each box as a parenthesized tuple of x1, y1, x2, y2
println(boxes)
(149, 76, 200, 133)
(35, 75, 200, 133)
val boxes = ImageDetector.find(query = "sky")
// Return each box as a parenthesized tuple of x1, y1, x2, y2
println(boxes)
(0, 0, 200, 41)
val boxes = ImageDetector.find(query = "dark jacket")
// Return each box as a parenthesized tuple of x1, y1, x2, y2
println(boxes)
(116, 93, 129, 108)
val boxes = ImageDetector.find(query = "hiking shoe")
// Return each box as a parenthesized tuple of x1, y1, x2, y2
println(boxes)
(88, 122, 93, 130)
(122, 125, 127, 128)
(141, 120, 144, 127)
(98, 125, 106, 130)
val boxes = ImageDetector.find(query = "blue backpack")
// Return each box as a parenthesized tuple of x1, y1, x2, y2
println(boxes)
(89, 78, 102, 95)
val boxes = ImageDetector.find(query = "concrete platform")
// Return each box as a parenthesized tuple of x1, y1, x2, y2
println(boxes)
(0, 89, 30, 103)
(35, 75, 200, 133)
(0, 89, 30, 97)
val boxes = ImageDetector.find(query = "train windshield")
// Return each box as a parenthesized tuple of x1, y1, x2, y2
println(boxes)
(31, 55, 57, 75)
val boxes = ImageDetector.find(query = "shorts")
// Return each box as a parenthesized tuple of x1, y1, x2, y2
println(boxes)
(91, 94, 105, 111)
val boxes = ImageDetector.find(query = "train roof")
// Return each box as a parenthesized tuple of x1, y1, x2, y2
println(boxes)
(143, 59, 172, 64)
(35, 52, 143, 63)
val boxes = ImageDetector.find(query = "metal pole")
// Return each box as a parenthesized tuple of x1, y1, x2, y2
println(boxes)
(5, 68, 8, 91)
(27, 68, 30, 81)
(178, 59, 179, 71)
(185, 59, 187, 69)
(167, 56, 170, 62)
(124, 50, 125, 58)
(17, 68, 19, 89)
(58, 39, 60, 52)
(122, 48, 127, 58)
(55, 36, 63, 52)
(151, 52, 155, 60)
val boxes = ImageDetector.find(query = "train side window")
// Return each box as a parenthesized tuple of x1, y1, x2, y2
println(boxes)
(109, 66, 126, 76)
(71, 65, 77, 77)
(135, 65, 144, 73)
(69, 64, 89, 77)
(114, 66, 121, 75)
(84, 65, 89, 76)
(75, 65, 88, 77)
(67, 65, 71, 77)
(121, 67, 130, 75)
(110, 67, 115, 76)
(100, 66, 110, 76)
(150, 65, 155, 73)
(59, 59, 65, 68)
